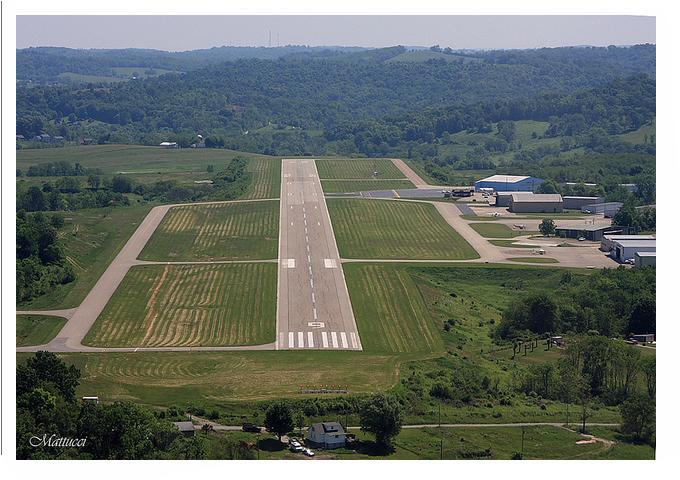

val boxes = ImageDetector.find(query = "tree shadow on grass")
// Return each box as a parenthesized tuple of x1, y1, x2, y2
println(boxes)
(350, 440, 395, 457)
(259, 438, 285, 452)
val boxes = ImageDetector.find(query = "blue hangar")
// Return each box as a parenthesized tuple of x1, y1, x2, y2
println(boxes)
(474, 174, 544, 192)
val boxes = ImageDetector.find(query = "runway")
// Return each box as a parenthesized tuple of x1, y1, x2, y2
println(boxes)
(277, 159, 362, 350)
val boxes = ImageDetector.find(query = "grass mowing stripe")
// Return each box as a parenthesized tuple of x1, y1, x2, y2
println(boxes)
(328, 199, 478, 260)
(139, 200, 279, 261)
(316, 158, 406, 179)
(84, 263, 276, 348)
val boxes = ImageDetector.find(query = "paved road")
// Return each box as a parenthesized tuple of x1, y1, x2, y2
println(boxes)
(277, 159, 362, 351)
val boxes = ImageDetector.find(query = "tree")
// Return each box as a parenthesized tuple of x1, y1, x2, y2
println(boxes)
(639, 356, 656, 398)
(87, 174, 101, 189)
(111, 175, 133, 193)
(17, 351, 81, 402)
(359, 394, 402, 449)
(629, 295, 655, 334)
(620, 394, 655, 442)
(294, 410, 307, 437)
(264, 402, 294, 441)
(539, 218, 556, 237)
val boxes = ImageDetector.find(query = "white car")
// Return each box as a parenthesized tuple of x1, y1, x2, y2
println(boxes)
(578, 237, 586, 241)
(304, 448, 315, 457)
(290, 444, 304, 453)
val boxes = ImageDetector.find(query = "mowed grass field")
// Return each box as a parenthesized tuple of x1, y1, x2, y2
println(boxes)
(321, 179, 415, 193)
(16, 315, 66, 347)
(139, 201, 279, 261)
(316, 158, 406, 179)
(345, 263, 443, 355)
(243, 157, 281, 199)
(327, 199, 479, 259)
(84, 263, 277, 348)
(16, 145, 270, 175)
(19, 205, 152, 309)
(30, 351, 400, 403)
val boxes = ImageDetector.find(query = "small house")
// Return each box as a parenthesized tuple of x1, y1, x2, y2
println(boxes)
(172, 421, 196, 437)
(306, 422, 346, 449)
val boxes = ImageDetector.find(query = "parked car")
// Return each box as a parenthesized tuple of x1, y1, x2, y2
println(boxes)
(303, 448, 315, 457)
(242, 423, 261, 433)
(578, 237, 586, 241)
(290, 444, 304, 453)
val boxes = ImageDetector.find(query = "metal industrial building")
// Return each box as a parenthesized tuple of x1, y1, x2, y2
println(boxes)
(635, 252, 656, 268)
(555, 223, 630, 241)
(607, 238, 656, 262)
(474, 175, 544, 192)
(601, 234, 656, 252)
(509, 193, 563, 213)
(495, 191, 532, 207)
(581, 202, 624, 218)
(563, 196, 605, 210)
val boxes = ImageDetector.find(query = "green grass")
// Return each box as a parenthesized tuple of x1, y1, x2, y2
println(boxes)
(321, 179, 415, 193)
(16, 145, 270, 175)
(617, 121, 655, 145)
(57, 72, 129, 84)
(84, 263, 277, 348)
(316, 158, 405, 179)
(345, 264, 444, 355)
(16, 315, 66, 347)
(489, 240, 539, 248)
(209, 424, 637, 460)
(139, 201, 279, 261)
(243, 157, 281, 199)
(18, 205, 153, 309)
(328, 199, 479, 260)
(469, 223, 538, 238)
(25, 351, 400, 403)
(508, 257, 559, 264)
(386, 50, 483, 64)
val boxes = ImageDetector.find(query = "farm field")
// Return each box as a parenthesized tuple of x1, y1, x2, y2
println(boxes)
(18, 205, 152, 309)
(316, 158, 406, 179)
(16, 315, 66, 347)
(327, 199, 479, 259)
(139, 201, 279, 261)
(84, 263, 277, 348)
(321, 179, 415, 193)
(469, 223, 539, 238)
(344, 263, 443, 355)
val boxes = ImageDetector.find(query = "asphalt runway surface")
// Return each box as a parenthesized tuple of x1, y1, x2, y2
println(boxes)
(277, 159, 362, 350)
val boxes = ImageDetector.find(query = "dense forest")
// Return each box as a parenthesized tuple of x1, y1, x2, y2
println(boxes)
(16, 44, 656, 197)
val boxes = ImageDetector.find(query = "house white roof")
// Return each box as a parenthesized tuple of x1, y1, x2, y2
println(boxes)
(603, 235, 656, 241)
(636, 252, 656, 257)
(477, 175, 530, 183)
(511, 193, 562, 203)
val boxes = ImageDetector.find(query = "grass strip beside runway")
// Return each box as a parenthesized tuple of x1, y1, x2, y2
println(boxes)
(84, 263, 277, 348)
(139, 201, 279, 261)
(328, 199, 479, 260)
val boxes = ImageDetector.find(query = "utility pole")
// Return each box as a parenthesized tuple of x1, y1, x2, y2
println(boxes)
(521, 427, 525, 458)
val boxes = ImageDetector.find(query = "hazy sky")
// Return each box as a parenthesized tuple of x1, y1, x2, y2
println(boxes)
(16, 15, 655, 51)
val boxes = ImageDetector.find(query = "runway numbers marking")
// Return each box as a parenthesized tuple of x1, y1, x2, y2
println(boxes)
(308, 321, 324, 328)
(350, 332, 359, 349)
(322, 332, 329, 348)
(285, 259, 295, 268)
(298, 332, 304, 348)
(324, 259, 337, 268)
(307, 332, 315, 348)
(289, 332, 295, 348)
(331, 332, 339, 348)
(340, 332, 349, 349)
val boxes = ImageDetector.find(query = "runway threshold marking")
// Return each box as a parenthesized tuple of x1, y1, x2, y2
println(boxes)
(307, 332, 314, 348)
(331, 332, 339, 348)
(340, 332, 349, 349)
(322, 332, 329, 348)
(298, 331, 304, 348)
(350, 332, 359, 349)
(289, 332, 295, 348)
